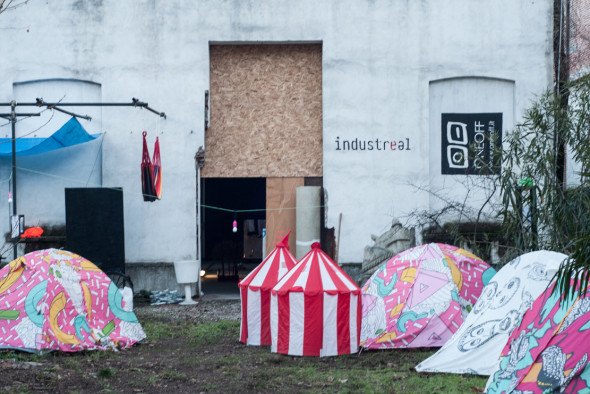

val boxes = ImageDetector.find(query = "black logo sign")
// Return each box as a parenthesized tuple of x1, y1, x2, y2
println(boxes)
(441, 113, 502, 175)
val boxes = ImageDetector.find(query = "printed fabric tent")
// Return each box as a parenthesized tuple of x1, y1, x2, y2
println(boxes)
(270, 242, 361, 357)
(360, 243, 496, 349)
(0, 249, 145, 352)
(485, 279, 590, 393)
(416, 250, 566, 375)
(239, 232, 297, 346)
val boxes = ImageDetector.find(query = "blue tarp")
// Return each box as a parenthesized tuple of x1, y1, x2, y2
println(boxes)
(0, 117, 101, 156)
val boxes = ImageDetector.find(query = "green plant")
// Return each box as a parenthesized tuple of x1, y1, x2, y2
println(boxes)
(555, 192, 590, 300)
(97, 367, 114, 379)
(189, 320, 240, 346)
(146, 375, 160, 386)
(498, 76, 590, 296)
(142, 320, 175, 341)
(160, 369, 187, 380)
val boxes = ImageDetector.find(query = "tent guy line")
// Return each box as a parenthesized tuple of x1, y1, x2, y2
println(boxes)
(86, 134, 104, 187)
(199, 203, 327, 214)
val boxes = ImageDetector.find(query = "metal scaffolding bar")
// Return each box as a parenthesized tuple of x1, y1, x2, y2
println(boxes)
(0, 98, 166, 119)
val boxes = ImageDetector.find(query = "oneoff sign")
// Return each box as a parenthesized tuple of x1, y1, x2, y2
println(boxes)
(441, 113, 502, 175)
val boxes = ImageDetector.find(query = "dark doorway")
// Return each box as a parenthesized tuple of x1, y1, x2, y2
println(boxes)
(201, 178, 266, 279)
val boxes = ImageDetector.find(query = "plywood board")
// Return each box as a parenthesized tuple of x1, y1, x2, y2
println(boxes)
(265, 177, 304, 255)
(204, 44, 322, 178)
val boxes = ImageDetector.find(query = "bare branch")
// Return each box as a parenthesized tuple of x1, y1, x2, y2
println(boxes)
(0, 0, 28, 15)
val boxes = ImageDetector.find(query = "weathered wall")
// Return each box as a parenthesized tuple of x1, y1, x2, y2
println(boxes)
(0, 0, 553, 270)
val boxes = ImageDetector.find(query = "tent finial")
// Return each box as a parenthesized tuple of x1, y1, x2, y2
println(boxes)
(277, 230, 292, 249)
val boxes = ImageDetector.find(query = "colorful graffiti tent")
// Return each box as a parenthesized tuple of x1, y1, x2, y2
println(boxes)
(239, 231, 297, 346)
(0, 249, 145, 352)
(360, 243, 496, 349)
(416, 250, 566, 375)
(485, 280, 590, 393)
(270, 242, 361, 357)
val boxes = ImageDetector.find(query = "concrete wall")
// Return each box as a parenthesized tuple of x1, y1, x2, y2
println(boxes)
(0, 1, 553, 284)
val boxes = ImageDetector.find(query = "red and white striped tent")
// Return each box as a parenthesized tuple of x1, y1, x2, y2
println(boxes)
(239, 232, 297, 346)
(270, 242, 361, 357)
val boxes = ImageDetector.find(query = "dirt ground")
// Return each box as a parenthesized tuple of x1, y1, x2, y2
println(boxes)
(0, 298, 484, 393)
(0, 298, 245, 393)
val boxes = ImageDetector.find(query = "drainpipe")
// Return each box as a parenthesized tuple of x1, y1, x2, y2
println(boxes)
(554, 0, 570, 188)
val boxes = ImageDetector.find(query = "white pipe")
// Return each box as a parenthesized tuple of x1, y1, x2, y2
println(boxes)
(295, 186, 321, 259)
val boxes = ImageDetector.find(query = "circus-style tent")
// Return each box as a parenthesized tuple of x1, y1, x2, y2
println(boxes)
(270, 242, 361, 357)
(416, 250, 566, 375)
(239, 232, 297, 346)
(360, 243, 496, 349)
(486, 279, 590, 393)
(0, 249, 145, 352)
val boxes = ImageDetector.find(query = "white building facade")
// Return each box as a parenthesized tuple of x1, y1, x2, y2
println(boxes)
(0, 0, 553, 289)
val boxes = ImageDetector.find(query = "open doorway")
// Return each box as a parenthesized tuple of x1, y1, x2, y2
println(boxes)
(201, 177, 266, 280)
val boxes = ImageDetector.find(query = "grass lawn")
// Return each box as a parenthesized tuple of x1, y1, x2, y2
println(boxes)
(0, 315, 489, 393)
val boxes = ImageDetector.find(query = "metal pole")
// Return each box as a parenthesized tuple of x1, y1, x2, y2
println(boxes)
(0, 99, 167, 119)
(0, 109, 40, 261)
(10, 102, 17, 260)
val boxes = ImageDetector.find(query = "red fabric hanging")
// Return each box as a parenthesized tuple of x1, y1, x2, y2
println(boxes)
(141, 131, 156, 202)
(152, 136, 162, 200)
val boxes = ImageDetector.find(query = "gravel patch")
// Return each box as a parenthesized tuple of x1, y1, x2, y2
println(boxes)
(134, 299, 241, 322)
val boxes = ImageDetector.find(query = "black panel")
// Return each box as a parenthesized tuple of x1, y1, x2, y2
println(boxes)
(65, 188, 125, 272)
(441, 113, 502, 175)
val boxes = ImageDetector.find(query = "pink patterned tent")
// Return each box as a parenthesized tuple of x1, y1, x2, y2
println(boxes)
(486, 281, 590, 393)
(0, 249, 145, 352)
(360, 243, 496, 349)
(238, 232, 297, 346)
(270, 242, 361, 357)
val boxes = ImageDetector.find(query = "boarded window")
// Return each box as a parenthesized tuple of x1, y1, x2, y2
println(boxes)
(204, 44, 323, 178)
